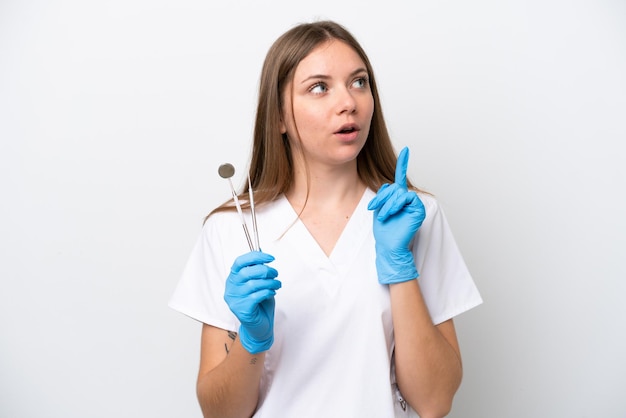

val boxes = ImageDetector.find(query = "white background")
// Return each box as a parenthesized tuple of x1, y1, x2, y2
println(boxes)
(1, 1, 625, 417)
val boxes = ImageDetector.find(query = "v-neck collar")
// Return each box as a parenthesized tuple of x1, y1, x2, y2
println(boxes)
(270, 188, 375, 275)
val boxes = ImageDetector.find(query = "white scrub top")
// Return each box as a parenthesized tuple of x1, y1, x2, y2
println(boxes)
(169, 188, 482, 417)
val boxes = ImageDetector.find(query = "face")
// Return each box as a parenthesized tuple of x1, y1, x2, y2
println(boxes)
(280, 40, 374, 168)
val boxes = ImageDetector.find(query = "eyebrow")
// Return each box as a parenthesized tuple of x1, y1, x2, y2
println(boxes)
(300, 67, 368, 85)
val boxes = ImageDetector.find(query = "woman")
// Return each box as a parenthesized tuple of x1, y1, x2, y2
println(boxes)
(169, 20, 482, 417)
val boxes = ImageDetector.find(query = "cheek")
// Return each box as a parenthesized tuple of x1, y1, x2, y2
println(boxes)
(363, 99, 375, 130)
(363, 94, 375, 118)
(292, 105, 326, 134)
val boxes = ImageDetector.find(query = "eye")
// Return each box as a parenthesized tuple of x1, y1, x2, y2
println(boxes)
(309, 82, 328, 94)
(352, 76, 369, 89)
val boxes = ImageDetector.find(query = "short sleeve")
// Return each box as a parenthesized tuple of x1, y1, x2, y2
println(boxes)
(413, 194, 483, 325)
(168, 214, 239, 332)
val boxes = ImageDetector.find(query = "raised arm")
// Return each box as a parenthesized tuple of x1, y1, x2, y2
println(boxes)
(196, 325, 265, 418)
(389, 283, 462, 418)
(368, 147, 462, 417)
(196, 251, 281, 418)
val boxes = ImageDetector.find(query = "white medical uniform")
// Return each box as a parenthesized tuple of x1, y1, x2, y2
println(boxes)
(169, 188, 482, 417)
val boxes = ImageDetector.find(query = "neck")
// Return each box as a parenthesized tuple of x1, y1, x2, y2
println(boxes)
(285, 160, 366, 212)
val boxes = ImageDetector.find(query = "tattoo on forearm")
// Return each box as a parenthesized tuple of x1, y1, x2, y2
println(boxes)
(222, 331, 259, 365)
(224, 331, 238, 354)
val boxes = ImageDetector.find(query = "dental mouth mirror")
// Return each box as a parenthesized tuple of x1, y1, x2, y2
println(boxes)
(218, 163, 259, 251)
(247, 173, 260, 251)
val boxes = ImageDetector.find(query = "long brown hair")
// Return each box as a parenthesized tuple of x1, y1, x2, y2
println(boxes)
(208, 20, 416, 219)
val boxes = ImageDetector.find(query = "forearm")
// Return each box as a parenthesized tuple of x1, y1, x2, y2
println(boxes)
(197, 337, 265, 418)
(390, 280, 462, 418)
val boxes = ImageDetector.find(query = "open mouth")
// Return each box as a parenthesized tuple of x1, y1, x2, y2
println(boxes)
(336, 125, 358, 134)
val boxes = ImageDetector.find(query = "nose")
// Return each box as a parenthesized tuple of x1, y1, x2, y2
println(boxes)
(337, 88, 357, 114)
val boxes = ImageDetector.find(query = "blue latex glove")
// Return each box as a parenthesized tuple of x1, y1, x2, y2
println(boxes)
(224, 251, 281, 354)
(368, 147, 426, 284)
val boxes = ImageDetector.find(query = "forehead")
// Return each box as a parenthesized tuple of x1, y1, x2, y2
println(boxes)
(293, 40, 366, 80)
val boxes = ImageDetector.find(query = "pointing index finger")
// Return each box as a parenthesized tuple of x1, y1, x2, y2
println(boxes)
(395, 147, 409, 189)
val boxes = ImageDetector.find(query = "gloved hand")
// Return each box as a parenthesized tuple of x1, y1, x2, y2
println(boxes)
(224, 251, 281, 354)
(367, 147, 426, 284)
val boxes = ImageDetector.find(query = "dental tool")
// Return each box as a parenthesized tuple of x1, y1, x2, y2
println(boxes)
(247, 173, 260, 251)
(218, 163, 259, 251)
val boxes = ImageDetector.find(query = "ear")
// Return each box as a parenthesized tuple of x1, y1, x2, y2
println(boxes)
(279, 118, 287, 134)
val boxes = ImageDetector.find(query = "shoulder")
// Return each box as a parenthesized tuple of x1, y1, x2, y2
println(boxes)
(204, 209, 240, 228)
(416, 192, 442, 218)
(202, 196, 292, 247)
(201, 209, 243, 242)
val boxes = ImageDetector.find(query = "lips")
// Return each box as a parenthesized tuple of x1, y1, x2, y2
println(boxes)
(335, 123, 359, 134)
(334, 123, 361, 142)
